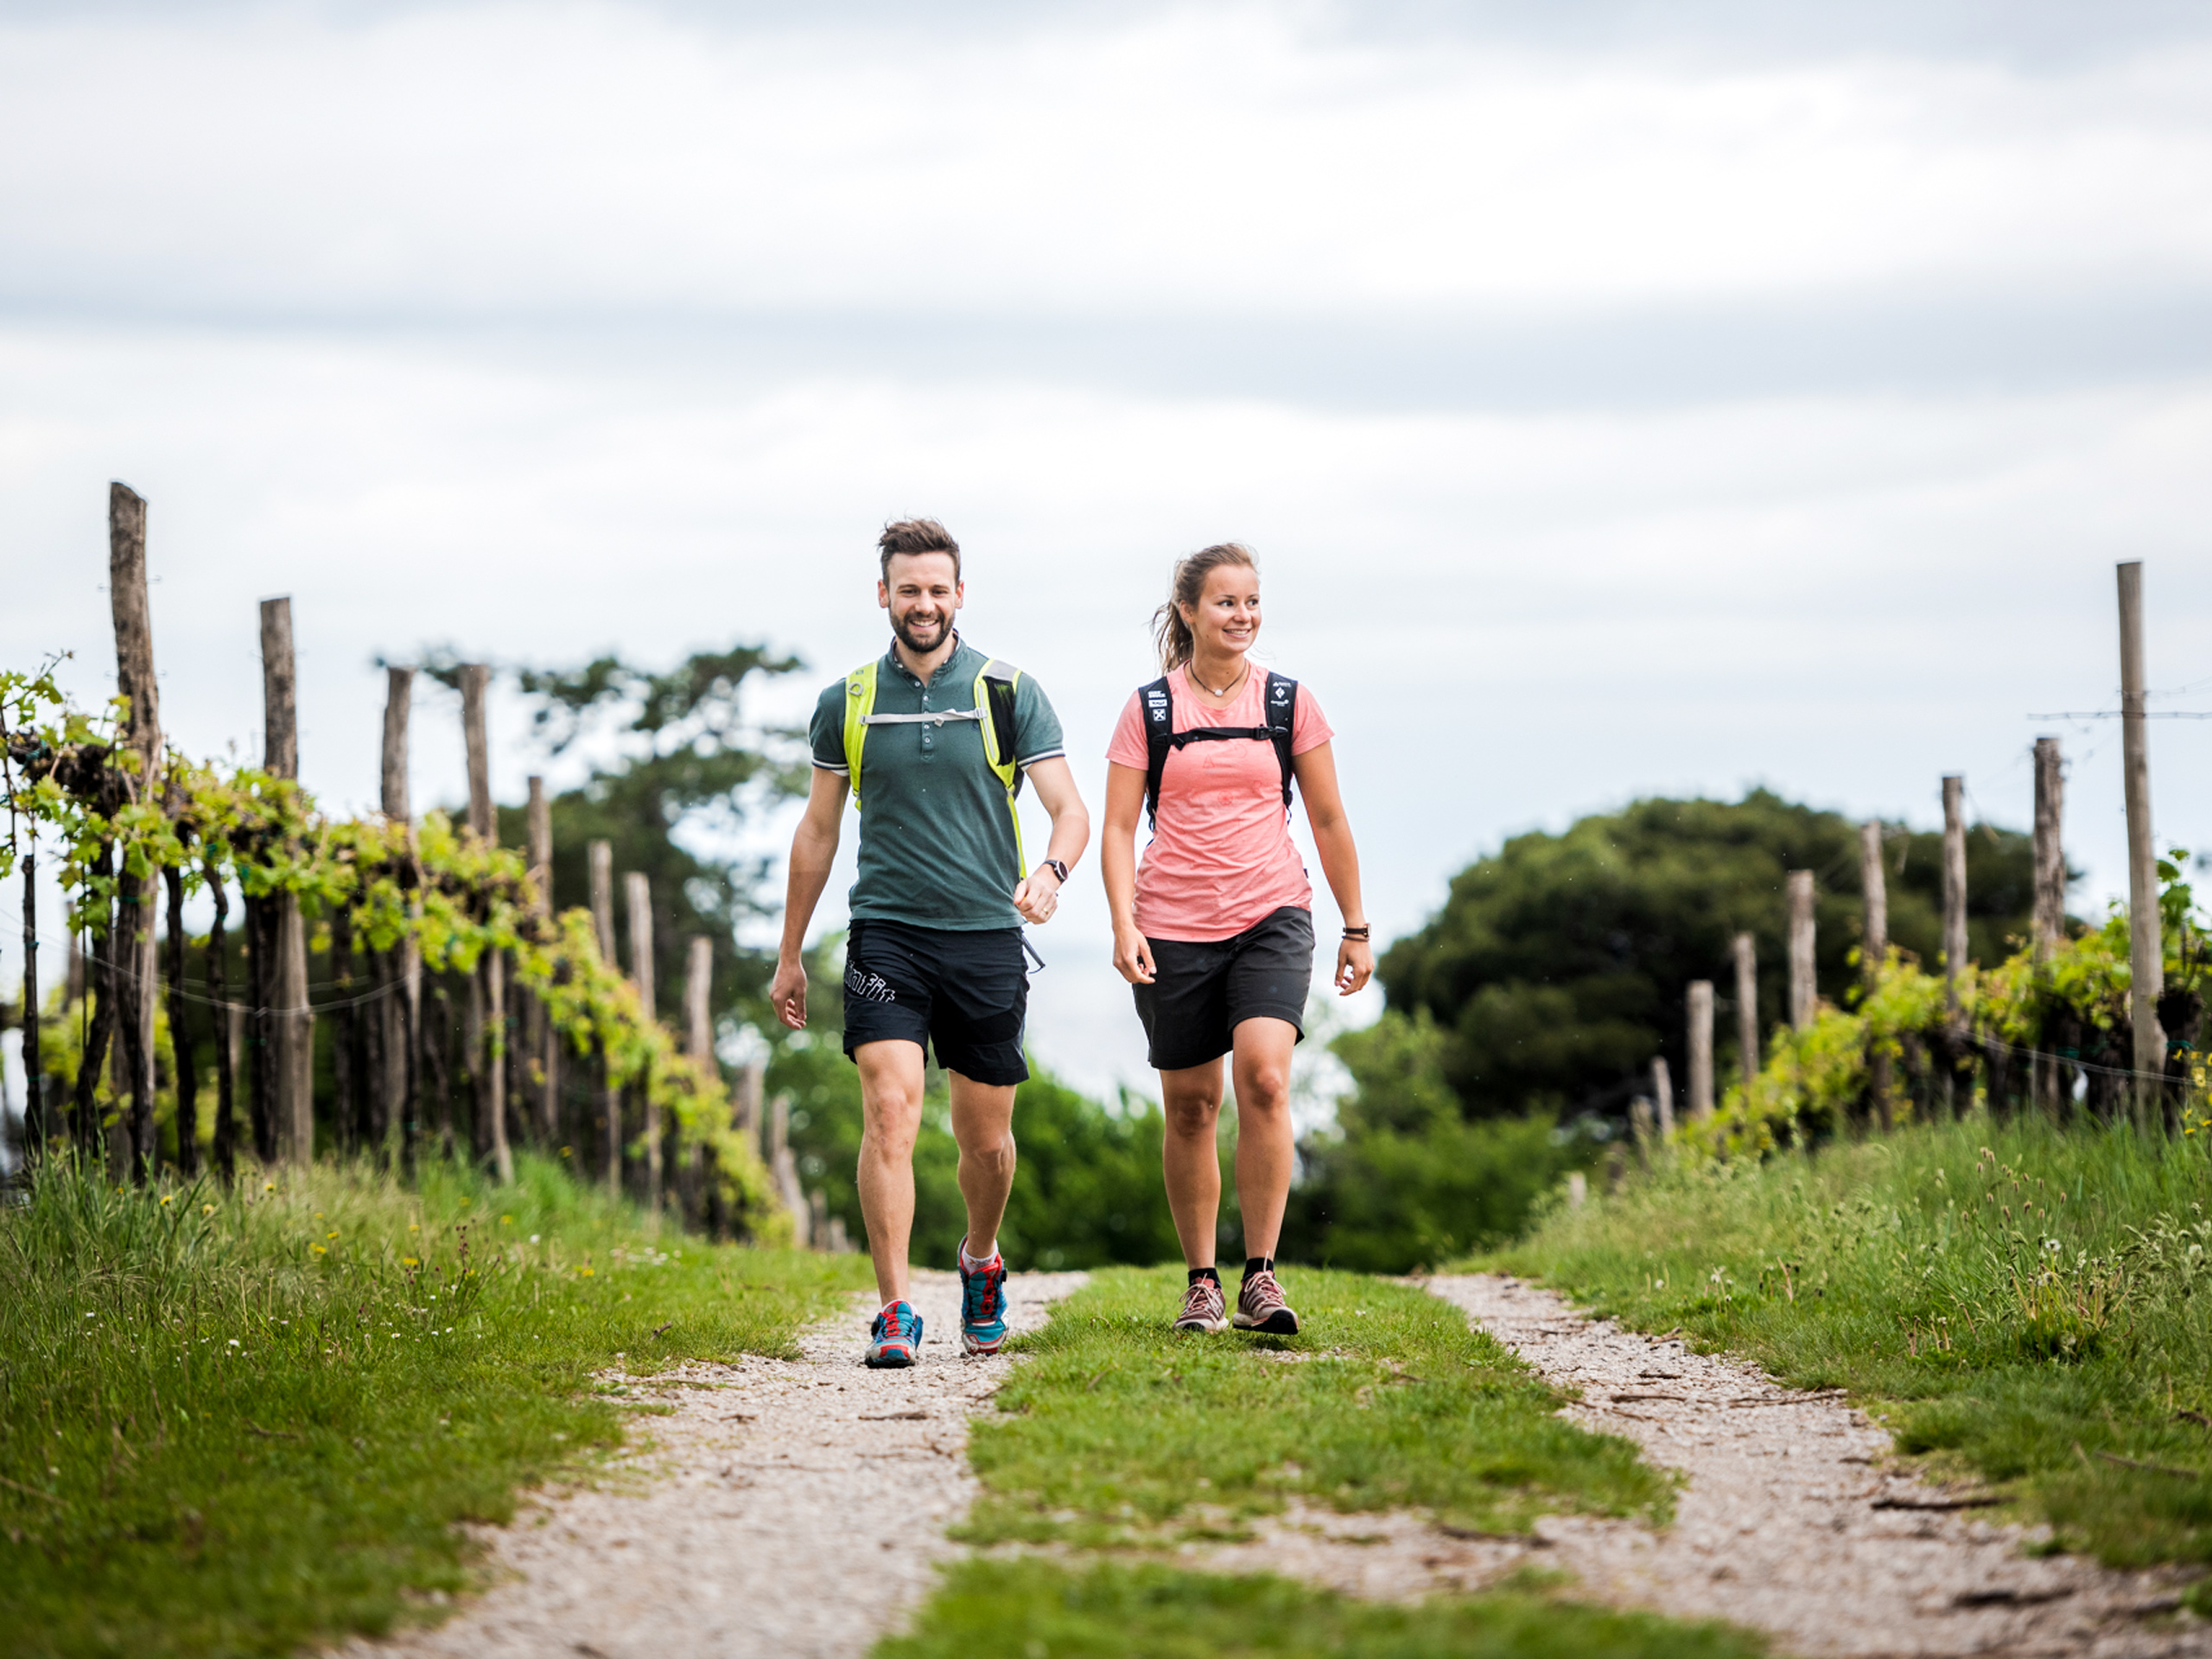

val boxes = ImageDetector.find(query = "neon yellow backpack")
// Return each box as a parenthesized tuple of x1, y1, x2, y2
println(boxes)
(842, 657, 1026, 877)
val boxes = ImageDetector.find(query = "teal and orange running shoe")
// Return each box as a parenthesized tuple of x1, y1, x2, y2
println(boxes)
(866, 1300, 923, 1369)
(958, 1239, 1008, 1356)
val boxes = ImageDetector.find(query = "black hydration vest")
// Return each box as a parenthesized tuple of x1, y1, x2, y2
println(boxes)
(1140, 671, 1298, 828)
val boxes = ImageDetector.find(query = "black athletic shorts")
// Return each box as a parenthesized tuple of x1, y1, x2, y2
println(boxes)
(841, 918, 1031, 1086)
(1133, 905, 1313, 1072)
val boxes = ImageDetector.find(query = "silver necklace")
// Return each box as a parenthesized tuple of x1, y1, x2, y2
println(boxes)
(1189, 661, 1249, 699)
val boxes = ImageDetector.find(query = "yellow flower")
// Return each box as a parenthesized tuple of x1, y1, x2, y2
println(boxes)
(159, 1195, 173, 1205)
(403, 1256, 420, 1266)
(408, 1223, 419, 1232)
(264, 1181, 276, 1192)
(500, 1215, 514, 1225)
(581, 1266, 595, 1277)
(201, 1204, 215, 1217)
(311, 1243, 327, 1255)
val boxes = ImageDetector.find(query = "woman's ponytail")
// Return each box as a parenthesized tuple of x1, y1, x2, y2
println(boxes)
(1152, 543, 1258, 673)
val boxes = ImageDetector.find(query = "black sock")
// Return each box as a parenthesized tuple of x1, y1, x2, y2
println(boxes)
(1188, 1267, 1220, 1287)
(1243, 1255, 1273, 1281)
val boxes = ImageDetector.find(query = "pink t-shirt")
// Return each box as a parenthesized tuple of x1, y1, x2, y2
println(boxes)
(1107, 668, 1334, 943)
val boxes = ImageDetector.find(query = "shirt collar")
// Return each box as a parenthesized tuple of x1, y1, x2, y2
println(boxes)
(884, 630, 969, 686)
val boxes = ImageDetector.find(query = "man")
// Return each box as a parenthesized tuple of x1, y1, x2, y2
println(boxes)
(772, 518, 1090, 1367)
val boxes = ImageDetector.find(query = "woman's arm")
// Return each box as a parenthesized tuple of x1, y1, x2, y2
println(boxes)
(1101, 762, 1155, 984)
(1291, 741, 1373, 995)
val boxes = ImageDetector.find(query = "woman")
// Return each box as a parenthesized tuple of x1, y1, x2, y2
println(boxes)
(1103, 543, 1371, 1334)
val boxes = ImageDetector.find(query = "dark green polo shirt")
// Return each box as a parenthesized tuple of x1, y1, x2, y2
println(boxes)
(810, 636, 1065, 931)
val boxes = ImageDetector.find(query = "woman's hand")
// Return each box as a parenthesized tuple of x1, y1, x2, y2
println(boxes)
(1112, 925, 1157, 985)
(1333, 937, 1373, 995)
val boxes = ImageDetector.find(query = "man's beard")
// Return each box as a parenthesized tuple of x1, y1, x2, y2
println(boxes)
(891, 609, 950, 654)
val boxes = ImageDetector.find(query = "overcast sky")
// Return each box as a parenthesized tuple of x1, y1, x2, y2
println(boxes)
(4, 1, 2209, 1099)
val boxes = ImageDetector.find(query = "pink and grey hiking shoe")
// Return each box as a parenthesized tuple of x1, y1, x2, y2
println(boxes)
(866, 1300, 923, 1368)
(1233, 1268, 1300, 1336)
(1173, 1276, 1229, 1333)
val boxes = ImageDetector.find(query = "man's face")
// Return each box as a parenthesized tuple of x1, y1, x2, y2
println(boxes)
(879, 552, 963, 655)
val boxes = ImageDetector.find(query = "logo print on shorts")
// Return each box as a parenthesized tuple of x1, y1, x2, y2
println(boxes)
(844, 963, 897, 1003)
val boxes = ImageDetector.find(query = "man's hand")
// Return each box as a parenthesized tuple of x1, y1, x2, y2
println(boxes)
(1112, 924, 1156, 986)
(770, 955, 809, 1030)
(1012, 864, 1063, 925)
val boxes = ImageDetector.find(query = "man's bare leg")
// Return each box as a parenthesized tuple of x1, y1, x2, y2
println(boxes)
(855, 1039, 928, 1305)
(947, 1071, 1018, 1258)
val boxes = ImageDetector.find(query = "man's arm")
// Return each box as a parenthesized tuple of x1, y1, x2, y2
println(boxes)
(1010, 755, 1090, 926)
(770, 766, 849, 1028)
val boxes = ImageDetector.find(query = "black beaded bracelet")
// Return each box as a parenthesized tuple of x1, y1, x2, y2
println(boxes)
(1342, 925, 1371, 940)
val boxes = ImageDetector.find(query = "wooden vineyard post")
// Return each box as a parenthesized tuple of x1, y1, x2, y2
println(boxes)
(770, 1092, 809, 1245)
(2032, 737, 2066, 1117)
(1941, 777, 1967, 1022)
(1651, 1056, 1675, 1138)
(626, 871, 659, 1212)
(1786, 871, 1816, 1031)
(1861, 820, 1891, 1131)
(1687, 980, 1713, 1121)
(18, 836, 42, 1153)
(2117, 563, 2166, 1128)
(590, 839, 620, 1192)
(381, 666, 418, 1164)
(109, 483, 163, 1179)
(260, 597, 314, 1166)
(1732, 931, 1758, 1086)
(206, 855, 238, 1184)
(685, 935, 714, 1230)
(163, 865, 200, 1175)
(459, 664, 512, 1184)
(527, 776, 556, 1142)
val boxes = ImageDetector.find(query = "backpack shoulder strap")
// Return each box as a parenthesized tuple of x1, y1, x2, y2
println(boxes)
(841, 661, 878, 810)
(1262, 672, 1298, 811)
(1139, 676, 1174, 828)
(976, 658, 1023, 798)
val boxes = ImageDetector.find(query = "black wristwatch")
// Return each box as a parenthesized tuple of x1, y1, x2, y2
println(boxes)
(1040, 859, 1070, 884)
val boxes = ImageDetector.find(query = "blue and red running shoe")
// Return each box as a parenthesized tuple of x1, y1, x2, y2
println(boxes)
(958, 1238, 1008, 1356)
(866, 1300, 923, 1368)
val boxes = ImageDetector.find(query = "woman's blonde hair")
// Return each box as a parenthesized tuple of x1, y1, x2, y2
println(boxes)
(1152, 543, 1258, 673)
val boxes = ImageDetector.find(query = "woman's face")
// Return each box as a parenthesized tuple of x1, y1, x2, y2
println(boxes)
(1182, 563, 1261, 661)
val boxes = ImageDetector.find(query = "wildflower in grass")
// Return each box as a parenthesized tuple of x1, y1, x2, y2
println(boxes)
(264, 1181, 276, 1192)
(312, 1243, 327, 1255)
(159, 1194, 172, 1205)
(501, 1215, 513, 1224)
(403, 1256, 419, 1266)
(201, 1203, 215, 1216)
(327, 1230, 339, 1239)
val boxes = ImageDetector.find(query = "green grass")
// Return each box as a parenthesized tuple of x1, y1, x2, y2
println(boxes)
(878, 1557, 1767, 1659)
(959, 1264, 1672, 1546)
(0, 1152, 873, 1659)
(1484, 1115, 2212, 1581)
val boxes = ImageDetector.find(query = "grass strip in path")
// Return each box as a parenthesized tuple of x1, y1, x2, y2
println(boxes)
(879, 1557, 1769, 1659)
(1484, 1116, 2212, 1590)
(0, 1154, 874, 1659)
(959, 1264, 1670, 1547)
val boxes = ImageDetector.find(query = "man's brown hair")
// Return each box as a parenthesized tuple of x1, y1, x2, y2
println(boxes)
(878, 518, 961, 582)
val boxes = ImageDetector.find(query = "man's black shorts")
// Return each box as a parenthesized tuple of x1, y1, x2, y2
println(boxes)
(842, 918, 1031, 1086)
(1133, 905, 1313, 1072)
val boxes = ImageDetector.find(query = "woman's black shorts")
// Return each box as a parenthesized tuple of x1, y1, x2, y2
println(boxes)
(841, 918, 1030, 1086)
(1133, 905, 1313, 1071)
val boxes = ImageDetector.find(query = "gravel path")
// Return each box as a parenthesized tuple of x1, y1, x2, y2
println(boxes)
(1412, 1274, 2208, 1657)
(339, 1268, 1086, 1659)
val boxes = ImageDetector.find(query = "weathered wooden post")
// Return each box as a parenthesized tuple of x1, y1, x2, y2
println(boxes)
(260, 596, 314, 1166)
(206, 855, 238, 1184)
(17, 833, 41, 1152)
(589, 839, 620, 1192)
(1650, 1056, 1675, 1138)
(770, 1093, 809, 1246)
(1687, 980, 1713, 1120)
(2032, 737, 2066, 1117)
(1732, 931, 1758, 1085)
(459, 664, 512, 1184)
(2117, 563, 2165, 1128)
(163, 864, 200, 1174)
(1861, 819, 1891, 1130)
(381, 666, 419, 1165)
(109, 483, 162, 1178)
(1941, 777, 1967, 1020)
(684, 934, 714, 1229)
(627, 871, 658, 1211)
(734, 1058, 765, 1157)
(1786, 871, 1816, 1031)
(527, 775, 556, 1141)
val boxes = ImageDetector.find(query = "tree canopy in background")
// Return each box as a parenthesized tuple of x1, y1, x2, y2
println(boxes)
(1373, 789, 2050, 1124)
